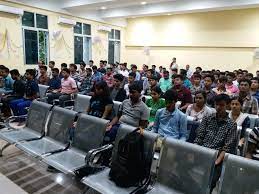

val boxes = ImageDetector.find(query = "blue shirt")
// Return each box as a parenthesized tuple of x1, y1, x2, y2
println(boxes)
(152, 108, 187, 140)
(48, 76, 61, 90)
(92, 71, 103, 83)
(183, 79, 192, 89)
(252, 91, 259, 103)
(25, 79, 39, 99)
(3, 76, 14, 90)
(135, 72, 141, 81)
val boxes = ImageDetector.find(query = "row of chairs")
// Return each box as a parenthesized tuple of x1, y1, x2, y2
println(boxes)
(1, 100, 259, 193)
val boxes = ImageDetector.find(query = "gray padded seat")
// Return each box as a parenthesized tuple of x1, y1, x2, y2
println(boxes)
(219, 154, 259, 194)
(73, 94, 91, 113)
(16, 107, 77, 157)
(0, 101, 52, 144)
(82, 124, 159, 194)
(248, 114, 259, 129)
(38, 84, 49, 99)
(147, 138, 218, 194)
(42, 114, 109, 174)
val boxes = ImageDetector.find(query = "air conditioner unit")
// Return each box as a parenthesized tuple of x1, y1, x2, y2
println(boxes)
(98, 25, 112, 32)
(0, 5, 24, 16)
(58, 16, 76, 26)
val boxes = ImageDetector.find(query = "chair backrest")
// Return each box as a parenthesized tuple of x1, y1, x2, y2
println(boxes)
(73, 94, 91, 113)
(187, 120, 200, 143)
(112, 101, 121, 117)
(219, 154, 259, 194)
(248, 114, 259, 129)
(72, 114, 109, 153)
(242, 128, 253, 157)
(157, 138, 218, 194)
(46, 106, 77, 143)
(26, 100, 52, 134)
(112, 124, 158, 175)
(38, 84, 49, 98)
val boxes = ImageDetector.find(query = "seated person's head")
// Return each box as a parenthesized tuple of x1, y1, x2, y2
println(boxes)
(151, 86, 162, 101)
(120, 63, 127, 70)
(61, 63, 67, 70)
(0, 65, 6, 76)
(226, 72, 235, 84)
(214, 94, 230, 115)
(217, 76, 227, 89)
(246, 73, 253, 80)
(94, 81, 110, 97)
(40, 65, 47, 75)
(106, 67, 113, 75)
(174, 74, 184, 87)
(113, 74, 124, 88)
(26, 69, 36, 80)
(164, 90, 178, 112)
(80, 61, 86, 70)
(193, 73, 202, 85)
(131, 64, 137, 73)
(163, 71, 169, 79)
(147, 69, 154, 78)
(171, 68, 178, 75)
(152, 65, 156, 70)
(180, 69, 187, 77)
(230, 97, 243, 114)
(62, 68, 70, 79)
(128, 72, 136, 84)
(52, 68, 59, 77)
(204, 74, 215, 88)
(149, 75, 158, 87)
(86, 68, 92, 76)
(99, 60, 104, 67)
(49, 61, 55, 69)
(239, 78, 252, 93)
(10, 69, 20, 80)
(194, 90, 207, 107)
(38, 60, 45, 67)
(195, 67, 202, 73)
(251, 77, 259, 91)
(69, 63, 77, 73)
(129, 81, 143, 103)
(2, 67, 10, 78)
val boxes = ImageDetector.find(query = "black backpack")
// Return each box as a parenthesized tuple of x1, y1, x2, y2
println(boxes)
(109, 128, 146, 188)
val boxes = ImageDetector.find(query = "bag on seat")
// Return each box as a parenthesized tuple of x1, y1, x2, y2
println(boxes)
(109, 128, 145, 187)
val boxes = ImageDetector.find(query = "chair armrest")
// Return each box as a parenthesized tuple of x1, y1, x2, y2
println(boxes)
(85, 144, 113, 167)
(42, 142, 71, 157)
(64, 100, 74, 107)
(5, 115, 27, 129)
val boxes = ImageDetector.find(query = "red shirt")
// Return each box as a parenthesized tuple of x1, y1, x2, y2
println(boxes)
(172, 86, 193, 108)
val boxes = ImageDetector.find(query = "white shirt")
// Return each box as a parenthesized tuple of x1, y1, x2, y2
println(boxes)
(171, 62, 178, 70)
(187, 69, 193, 79)
(119, 70, 129, 78)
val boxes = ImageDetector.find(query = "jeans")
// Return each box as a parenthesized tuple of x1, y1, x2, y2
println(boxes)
(47, 93, 71, 107)
(9, 98, 32, 116)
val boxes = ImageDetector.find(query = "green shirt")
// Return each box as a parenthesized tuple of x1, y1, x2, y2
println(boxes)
(146, 98, 166, 122)
(159, 78, 172, 93)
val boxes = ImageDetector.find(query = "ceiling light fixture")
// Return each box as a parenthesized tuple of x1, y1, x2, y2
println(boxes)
(100, 6, 107, 10)
(141, 2, 147, 5)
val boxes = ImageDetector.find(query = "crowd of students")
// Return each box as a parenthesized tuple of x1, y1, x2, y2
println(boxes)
(2, 58, 259, 192)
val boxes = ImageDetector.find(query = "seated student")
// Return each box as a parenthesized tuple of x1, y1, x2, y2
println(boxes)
(47, 68, 61, 92)
(1, 67, 14, 93)
(79, 68, 93, 95)
(250, 77, 259, 102)
(35, 60, 45, 79)
(146, 86, 165, 124)
(79, 61, 87, 81)
(92, 65, 103, 84)
(186, 91, 215, 122)
(87, 81, 113, 119)
(152, 89, 187, 140)
(98, 60, 106, 74)
(238, 78, 258, 115)
(171, 74, 193, 112)
(159, 71, 172, 93)
(105, 81, 150, 143)
(226, 72, 239, 96)
(131, 64, 141, 81)
(48, 61, 55, 79)
(124, 72, 136, 96)
(47, 68, 78, 107)
(180, 69, 192, 89)
(38, 65, 49, 85)
(69, 63, 80, 82)
(145, 75, 159, 96)
(194, 94, 237, 193)
(190, 73, 202, 95)
(229, 97, 250, 150)
(212, 76, 229, 95)
(10, 69, 39, 116)
(59, 63, 67, 79)
(110, 74, 127, 102)
(2, 69, 25, 117)
(103, 67, 114, 88)
(203, 74, 216, 107)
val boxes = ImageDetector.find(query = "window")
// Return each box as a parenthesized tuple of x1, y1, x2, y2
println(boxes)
(74, 22, 92, 64)
(22, 11, 49, 65)
(108, 29, 120, 64)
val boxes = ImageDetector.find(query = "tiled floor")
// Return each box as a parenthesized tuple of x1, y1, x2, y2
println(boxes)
(0, 140, 87, 194)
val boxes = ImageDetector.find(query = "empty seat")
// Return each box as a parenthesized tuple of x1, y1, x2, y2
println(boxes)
(73, 94, 91, 113)
(219, 154, 259, 194)
(82, 124, 159, 194)
(15, 106, 77, 157)
(0, 101, 52, 144)
(41, 114, 109, 174)
(147, 138, 218, 194)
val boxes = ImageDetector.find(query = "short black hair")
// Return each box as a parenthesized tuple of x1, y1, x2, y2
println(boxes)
(195, 90, 207, 100)
(89, 60, 94, 63)
(131, 64, 137, 69)
(251, 77, 259, 82)
(52, 68, 59, 74)
(180, 69, 187, 76)
(193, 73, 202, 79)
(26, 69, 36, 78)
(0, 65, 6, 70)
(129, 81, 143, 93)
(40, 65, 47, 71)
(164, 90, 178, 102)
(174, 74, 184, 81)
(86, 68, 92, 72)
(218, 76, 227, 83)
(49, 61, 55, 65)
(226, 72, 235, 78)
(113, 73, 124, 82)
(2, 67, 9, 73)
(151, 86, 162, 94)
(61, 63, 67, 68)
(196, 67, 202, 71)
(214, 94, 230, 104)
(92, 65, 97, 70)
(10, 69, 20, 76)
(62, 68, 70, 74)
(247, 73, 253, 78)
(129, 72, 136, 78)
(163, 70, 169, 74)
(152, 65, 156, 68)
(231, 96, 244, 106)
(80, 61, 86, 67)
(239, 78, 252, 86)
(70, 63, 77, 70)
(204, 74, 215, 82)
(95, 81, 110, 97)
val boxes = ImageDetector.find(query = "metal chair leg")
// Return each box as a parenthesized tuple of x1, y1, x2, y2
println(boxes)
(0, 142, 11, 157)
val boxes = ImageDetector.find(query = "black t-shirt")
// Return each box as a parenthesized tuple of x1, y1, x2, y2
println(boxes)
(88, 96, 113, 118)
(13, 79, 25, 98)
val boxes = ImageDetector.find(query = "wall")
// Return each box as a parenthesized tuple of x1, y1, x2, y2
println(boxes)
(125, 8, 259, 73)
(0, 0, 125, 73)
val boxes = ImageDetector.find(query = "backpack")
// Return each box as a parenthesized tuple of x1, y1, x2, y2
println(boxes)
(109, 128, 146, 188)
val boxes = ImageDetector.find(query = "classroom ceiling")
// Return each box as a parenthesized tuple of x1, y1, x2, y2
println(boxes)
(9, 0, 259, 24)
